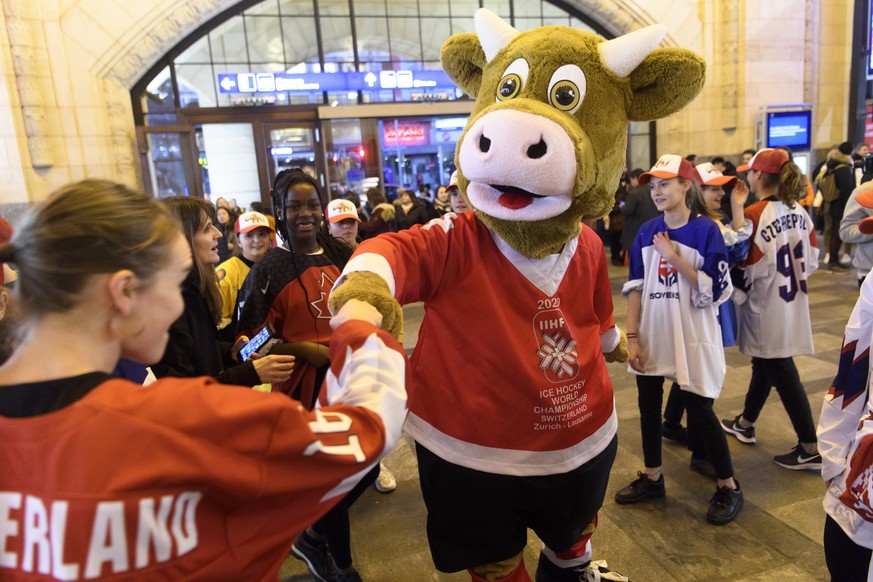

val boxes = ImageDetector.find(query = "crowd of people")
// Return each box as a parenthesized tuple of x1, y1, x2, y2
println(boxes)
(1, 144, 872, 579)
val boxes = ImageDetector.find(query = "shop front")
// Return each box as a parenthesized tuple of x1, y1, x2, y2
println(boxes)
(132, 0, 651, 209)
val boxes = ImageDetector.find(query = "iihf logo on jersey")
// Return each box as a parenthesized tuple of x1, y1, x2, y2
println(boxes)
(657, 256, 678, 287)
(533, 308, 580, 383)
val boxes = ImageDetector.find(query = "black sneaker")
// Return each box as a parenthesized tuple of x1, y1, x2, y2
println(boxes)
(690, 455, 717, 480)
(336, 569, 363, 582)
(661, 421, 687, 445)
(535, 553, 630, 581)
(720, 415, 756, 444)
(290, 533, 337, 582)
(614, 472, 665, 505)
(706, 481, 743, 525)
(773, 444, 823, 471)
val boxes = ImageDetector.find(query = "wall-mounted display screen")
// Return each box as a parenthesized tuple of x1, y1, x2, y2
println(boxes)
(766, 110, 812, 150)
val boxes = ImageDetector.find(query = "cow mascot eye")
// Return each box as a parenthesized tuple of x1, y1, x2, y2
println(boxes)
(496, 58, 529, 102)
(547, 64, 586, 114)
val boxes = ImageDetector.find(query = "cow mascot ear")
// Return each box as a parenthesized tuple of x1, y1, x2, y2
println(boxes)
(625, 48, 706, 121)
(440, 33, 487, 97)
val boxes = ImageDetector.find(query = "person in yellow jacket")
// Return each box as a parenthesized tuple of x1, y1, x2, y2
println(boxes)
(216, 211, 274, 340)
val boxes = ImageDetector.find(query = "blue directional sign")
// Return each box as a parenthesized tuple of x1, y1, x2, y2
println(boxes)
(217, 70, 455, 94)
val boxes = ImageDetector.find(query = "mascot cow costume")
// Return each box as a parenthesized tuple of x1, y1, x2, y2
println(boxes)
(330, 9, 705, 582)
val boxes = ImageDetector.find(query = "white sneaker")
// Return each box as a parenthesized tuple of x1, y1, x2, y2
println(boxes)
(374, 462, 396, 493)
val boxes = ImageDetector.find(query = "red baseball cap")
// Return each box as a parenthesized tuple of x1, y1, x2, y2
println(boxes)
(638, 154, 696, 185)
(737, 148, 790, 174)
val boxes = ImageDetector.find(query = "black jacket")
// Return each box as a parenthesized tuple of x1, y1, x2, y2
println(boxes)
(152, 270, 261, 386)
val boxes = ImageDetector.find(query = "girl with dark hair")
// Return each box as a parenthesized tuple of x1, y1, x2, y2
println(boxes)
(238, 169, 374, 581)
(238, 169, 353, 402)
(0, 179, 407, 580)
(721, 148, 822, 470)
(153, 196, 295, 386)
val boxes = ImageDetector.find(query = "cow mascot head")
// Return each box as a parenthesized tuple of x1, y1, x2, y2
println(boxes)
(444, 9, 705, 258)
(330, 9, 705, 340)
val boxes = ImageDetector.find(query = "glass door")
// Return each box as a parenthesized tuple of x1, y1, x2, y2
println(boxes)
(136, 127, 201, 198)
(196, 123, 260, 210)
(262, 123, 324, 200)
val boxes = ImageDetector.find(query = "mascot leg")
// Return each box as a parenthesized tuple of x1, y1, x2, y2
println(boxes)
(468, 552, 531, 582)
(535, 517, 630, 581)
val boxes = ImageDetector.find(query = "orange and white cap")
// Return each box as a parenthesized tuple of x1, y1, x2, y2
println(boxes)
(326, 198, 361, 223)
(235, 211, 274, 234)
(694, 162, 737, 187)
(736, 148, 789, 174)
(638, 154, 696, 185)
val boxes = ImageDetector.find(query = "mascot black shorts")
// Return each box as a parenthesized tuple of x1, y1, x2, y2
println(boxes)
(414, 436, 617, 572)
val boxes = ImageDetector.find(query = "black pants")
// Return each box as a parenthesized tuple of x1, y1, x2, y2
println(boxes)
(741, 356, 817, 444)
(311, 463, 379, 569)
(636, 375, 734, 479)
(663, 382, 684, 426)
(415, 438, 617, 572)
(824, 515, 872, 581)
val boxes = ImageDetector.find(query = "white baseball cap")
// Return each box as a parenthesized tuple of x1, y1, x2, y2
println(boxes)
(694, 163, 737, 187)
(326, 198, 361, 223)
(638, 154, 696, 185)
(235, 211, 274, 234)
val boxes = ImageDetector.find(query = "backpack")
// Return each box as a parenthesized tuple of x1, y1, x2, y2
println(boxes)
(815, 163, 847, 203)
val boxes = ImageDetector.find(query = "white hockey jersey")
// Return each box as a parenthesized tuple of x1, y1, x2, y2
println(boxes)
(734, 200, 818, 358)
(623, 214, 732, 398)
(819, 275, 873, 550)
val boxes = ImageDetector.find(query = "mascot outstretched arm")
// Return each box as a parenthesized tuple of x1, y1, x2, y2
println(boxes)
(330, 9, 704, 581)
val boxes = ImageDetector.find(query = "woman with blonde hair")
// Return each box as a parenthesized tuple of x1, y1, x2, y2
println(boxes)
(0, 179, 407, 580)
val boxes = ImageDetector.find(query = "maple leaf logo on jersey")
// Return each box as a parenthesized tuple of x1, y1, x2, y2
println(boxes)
(840, 435, 873, 522)
(657, 256, 677, 287)
(537, 332, 578, 379)
(309, 271, 336, 319)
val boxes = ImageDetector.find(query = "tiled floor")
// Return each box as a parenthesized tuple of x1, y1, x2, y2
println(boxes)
(280, 261, 860, 581)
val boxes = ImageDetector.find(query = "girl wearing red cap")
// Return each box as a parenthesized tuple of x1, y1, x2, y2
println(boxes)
(619, 154, 743, 525)
(720, 148, 822, 471)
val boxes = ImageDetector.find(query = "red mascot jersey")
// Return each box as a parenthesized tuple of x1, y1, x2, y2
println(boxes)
(339, 212, 619, 476)
(0, 320, 407, 581)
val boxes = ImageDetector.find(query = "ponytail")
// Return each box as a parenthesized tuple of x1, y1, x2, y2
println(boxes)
(777, 162, 806, 208)
(759, 162, 805, 208)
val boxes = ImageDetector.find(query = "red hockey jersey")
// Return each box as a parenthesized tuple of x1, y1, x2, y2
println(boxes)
(0, 320, 407, 581)
(337, 212, 619, 476)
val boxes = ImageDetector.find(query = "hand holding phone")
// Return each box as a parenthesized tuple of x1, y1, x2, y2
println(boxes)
(239, 324, 280, 362)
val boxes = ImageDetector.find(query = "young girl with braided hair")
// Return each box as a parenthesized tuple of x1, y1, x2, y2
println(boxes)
(237, 168, 376, 581)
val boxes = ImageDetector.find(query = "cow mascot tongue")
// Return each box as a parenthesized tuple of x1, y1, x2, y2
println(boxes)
(330, 9, 704, 581)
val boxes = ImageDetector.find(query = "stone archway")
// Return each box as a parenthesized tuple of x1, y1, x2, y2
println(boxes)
(91, 0, 684, 91)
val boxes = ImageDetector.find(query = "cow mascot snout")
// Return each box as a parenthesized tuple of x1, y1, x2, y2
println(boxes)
(330, 9, 705, 581)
